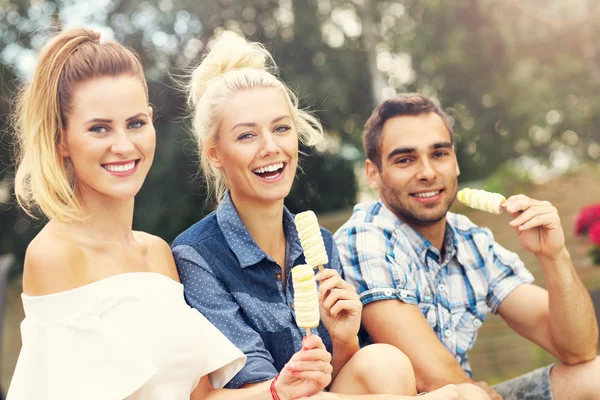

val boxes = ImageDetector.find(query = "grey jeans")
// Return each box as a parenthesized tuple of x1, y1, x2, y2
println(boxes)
(493, 364, 554, 400)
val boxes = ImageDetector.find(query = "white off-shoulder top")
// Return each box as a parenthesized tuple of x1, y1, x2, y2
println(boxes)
(7, 272, 246, 400)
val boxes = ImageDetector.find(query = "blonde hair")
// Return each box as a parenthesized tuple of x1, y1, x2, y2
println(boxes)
(188, 31, 323, 203)
(13, 27, 147, 221)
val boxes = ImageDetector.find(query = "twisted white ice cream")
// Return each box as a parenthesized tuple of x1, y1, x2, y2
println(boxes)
(456, 188, 506, 214)
(292, 264, 320, 329)
(295, 211, 329, 267)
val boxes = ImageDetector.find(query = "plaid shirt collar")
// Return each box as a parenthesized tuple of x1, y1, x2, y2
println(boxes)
(216, 192, 303, 268)
(378, 200, 458, 269)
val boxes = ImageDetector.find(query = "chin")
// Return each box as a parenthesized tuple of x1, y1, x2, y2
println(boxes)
(414, 208, 449, 223)
(101, 185, 143, 201)
(259, 187, 292, 203)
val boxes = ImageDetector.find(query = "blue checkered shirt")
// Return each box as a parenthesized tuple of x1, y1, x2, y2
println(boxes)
(334, 200, 534, 376)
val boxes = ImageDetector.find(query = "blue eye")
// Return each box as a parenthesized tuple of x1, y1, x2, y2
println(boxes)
(90, 125, 108, 134)
(275, 125, 291, 133)
(237, 132, 256, 140)
(129, 120, 146, 129)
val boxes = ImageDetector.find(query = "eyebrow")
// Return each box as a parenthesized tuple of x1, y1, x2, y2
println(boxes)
(230, 115, 291, 132)
(84, 112, 148, 125)
(386, 141, 453, 161)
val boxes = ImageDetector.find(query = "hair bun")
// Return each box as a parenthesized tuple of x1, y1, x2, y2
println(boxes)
(189, 31, 274, 105)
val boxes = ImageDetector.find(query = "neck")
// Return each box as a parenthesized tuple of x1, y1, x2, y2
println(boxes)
(381, 197, 447, 255)
(409, 219, 447, 256)
(229, 191, 286, 258)
(70, 185, 136, 245)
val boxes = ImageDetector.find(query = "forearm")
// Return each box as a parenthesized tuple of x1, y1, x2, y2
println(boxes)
(363, 302, 472, 392)
(540, 249, 599, 362)
(329, 395, 423, 400)
(414, 360, 471, 392)
(198, 379, 274, 400)
(331, 336, 360, 380)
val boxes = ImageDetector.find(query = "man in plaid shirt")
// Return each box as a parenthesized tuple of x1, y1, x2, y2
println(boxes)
(334, 93, 599, 400)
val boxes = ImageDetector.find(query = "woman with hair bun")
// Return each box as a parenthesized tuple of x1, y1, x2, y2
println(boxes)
(170, 32, 479, 400)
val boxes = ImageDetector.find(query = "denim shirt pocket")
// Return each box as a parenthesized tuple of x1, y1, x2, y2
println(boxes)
(258, 327, 295, 372)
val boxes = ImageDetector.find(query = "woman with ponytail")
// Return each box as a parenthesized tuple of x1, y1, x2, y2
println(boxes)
(170, 32, 485, 400)
(8, 28, 251, 400)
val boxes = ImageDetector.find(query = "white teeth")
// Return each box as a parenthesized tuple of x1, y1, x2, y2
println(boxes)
(413, 191, 440, 198)
(104, 161, 136, 172)
(253, 162, 284, 174)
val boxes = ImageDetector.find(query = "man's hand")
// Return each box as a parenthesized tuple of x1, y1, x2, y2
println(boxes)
(504, 195, 566, 260)
(472, 381, 502, 400)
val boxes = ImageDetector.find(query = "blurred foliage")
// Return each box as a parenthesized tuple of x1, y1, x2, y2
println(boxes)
(1, 0, 600, 264)
(479, 162, 533, 197)
(286, 147, 358, 214)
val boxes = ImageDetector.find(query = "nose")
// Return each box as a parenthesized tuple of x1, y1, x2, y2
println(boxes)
(258, 131, 280, 158)
(111, 130, 135, 155)
(416, 158, 437, 181)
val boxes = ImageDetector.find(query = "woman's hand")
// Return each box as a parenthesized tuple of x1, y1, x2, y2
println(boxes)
(275, 335, 333, 400)
(315, 269, 362, 347)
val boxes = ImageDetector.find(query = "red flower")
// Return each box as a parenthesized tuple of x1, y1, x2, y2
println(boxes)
(575, 204, 600, 236)
(589, 222, 600, 246)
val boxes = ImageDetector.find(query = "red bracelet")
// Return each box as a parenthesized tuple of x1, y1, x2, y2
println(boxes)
(270, 373, 281, 400)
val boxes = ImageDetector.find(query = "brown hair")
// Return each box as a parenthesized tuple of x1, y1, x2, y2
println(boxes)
(363, 93, 452, 169)
(13, 27, 147, 221)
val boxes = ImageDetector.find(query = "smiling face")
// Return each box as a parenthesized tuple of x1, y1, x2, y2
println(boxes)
(366, 112, 459, 228)
(208, 87, 298, 207)
(62, 74, 155, 202)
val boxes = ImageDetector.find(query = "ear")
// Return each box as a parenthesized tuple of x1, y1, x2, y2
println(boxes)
(148, 106, 153, 120)
(60, 133, 70, 158)
(207, 146, 223, 169)
(365, 159, 381, 191)
(452, 145, 460, 176)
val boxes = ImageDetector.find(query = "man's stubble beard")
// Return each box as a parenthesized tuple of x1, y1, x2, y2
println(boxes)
(380, 182, 457, 227)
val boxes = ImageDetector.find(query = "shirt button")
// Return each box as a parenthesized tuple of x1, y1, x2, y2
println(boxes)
(384, 289, 393, 296)
(473, 318, 482, 328)
(423, 295, 432, 302)
(400, 291, 408, 299)
(444, 329, 453, 338)
(275, 273, 282, 281)
(438, 284, 446, 292)
(290, 303, 295, 310)
(455, 355, 462, 363)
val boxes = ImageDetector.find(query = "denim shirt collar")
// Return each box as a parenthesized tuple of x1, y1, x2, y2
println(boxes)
(378, 200, 458, 267)
(216, 192, 304, 268)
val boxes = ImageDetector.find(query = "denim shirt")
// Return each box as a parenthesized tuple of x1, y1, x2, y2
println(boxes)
(171, 193, 340, 388)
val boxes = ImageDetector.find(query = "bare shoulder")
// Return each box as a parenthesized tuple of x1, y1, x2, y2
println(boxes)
(134, 231, 179, 282)
(23, 223, 86, 296)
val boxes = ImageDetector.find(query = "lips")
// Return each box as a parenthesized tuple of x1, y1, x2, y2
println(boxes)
(410, 189, 443, 198)
(102, 159, 140, 175)
(252, 162, 286, 180)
